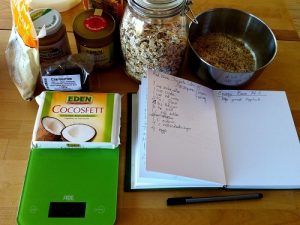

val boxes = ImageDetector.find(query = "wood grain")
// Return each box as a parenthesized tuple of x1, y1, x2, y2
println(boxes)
(0, 0, 299, 39)
(286, 0, 300, 37)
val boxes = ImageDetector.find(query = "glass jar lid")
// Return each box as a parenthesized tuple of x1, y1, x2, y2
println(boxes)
(128, 0, 188, 18)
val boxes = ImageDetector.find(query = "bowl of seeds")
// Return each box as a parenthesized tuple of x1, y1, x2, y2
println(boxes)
(188, 8, 277, 87)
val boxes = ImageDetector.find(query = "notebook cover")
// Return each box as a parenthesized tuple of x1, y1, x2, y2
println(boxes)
(124, 93, 133, 191)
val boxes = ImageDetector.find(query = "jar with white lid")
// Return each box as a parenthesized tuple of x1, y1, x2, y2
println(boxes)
(30, 8, 71, 64)
(120, 0, 196, 81)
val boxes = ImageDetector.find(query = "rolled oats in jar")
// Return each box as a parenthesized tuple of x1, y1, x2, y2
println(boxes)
(120, 0, 193, 81)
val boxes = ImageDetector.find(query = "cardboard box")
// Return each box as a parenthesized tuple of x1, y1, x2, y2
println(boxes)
(32, 91, 121, 149)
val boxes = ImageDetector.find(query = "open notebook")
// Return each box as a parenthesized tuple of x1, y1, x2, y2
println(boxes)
(126, 70, 300, 190)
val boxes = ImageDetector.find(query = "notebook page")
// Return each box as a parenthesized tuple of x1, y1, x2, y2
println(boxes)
(131, 90, 223, 189)
(145, 71, 226, 184)
(134, 78, 201, 187)
(214, 90, 300, 188)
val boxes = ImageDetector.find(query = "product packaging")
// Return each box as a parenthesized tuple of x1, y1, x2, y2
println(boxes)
(40, 53, 95, 91)
(30, 8, 71, 64)
(73, 9, 116, 69)
(32, 91, 121, 149)
(5, 0, 40, 101)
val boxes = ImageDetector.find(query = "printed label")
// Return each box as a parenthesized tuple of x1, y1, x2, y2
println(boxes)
(84, 15, 108, 32)
(31, 8, 59, 34)
(79, 43, 114, 67)
(30, 8, 52, 21)
(35, 92, 116, 143)
(42, 74, 82, 91)
(39, 34, 70, 62)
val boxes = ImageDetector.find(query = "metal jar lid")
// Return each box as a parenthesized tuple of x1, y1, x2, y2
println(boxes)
(73, 9, 116, 46)
(128, 0, 196, 19)
(30, 8, 62, 36)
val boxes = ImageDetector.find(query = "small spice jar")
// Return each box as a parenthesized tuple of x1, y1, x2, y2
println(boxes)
(73, 9, 116, 69)
(30, 8, 71, 63)
(120, 0, 195, 81)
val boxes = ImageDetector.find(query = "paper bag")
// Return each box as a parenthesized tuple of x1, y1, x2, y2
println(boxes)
(5, 0, 40, 101)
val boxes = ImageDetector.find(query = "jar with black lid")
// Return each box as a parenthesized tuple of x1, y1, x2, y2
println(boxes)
(120, 0, 196, 81)
(73, 9, 116, 69)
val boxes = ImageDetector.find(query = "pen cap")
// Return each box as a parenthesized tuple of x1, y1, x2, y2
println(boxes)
(167, 197, 191, 206)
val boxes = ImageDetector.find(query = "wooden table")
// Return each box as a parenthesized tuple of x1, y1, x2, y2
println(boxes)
(1, 1, 300, 225)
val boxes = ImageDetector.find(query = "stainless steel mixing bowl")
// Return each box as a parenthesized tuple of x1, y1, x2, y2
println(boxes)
(188, 8, 277, 87)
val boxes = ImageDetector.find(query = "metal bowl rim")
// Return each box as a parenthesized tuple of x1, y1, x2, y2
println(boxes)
(188, 7, 278, 74)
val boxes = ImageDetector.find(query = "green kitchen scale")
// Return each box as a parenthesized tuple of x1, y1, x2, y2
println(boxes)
(17, 148, 119, 225)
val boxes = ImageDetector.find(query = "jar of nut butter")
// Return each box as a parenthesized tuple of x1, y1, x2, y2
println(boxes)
(30, 8, 71, 64)
(73, 9, 116, 69)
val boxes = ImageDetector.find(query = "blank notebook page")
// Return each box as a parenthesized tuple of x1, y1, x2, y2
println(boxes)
(214, 90, 300, 188)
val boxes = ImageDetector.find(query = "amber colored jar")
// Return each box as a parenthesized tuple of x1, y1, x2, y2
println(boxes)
(30, 8, 71, 63)
(73, 9, 116, 69)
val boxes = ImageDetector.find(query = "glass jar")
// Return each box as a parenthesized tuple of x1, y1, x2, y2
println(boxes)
(120, 0, 192, 81)
(30, 8, 71, 64)
(73, 9, 116, 69)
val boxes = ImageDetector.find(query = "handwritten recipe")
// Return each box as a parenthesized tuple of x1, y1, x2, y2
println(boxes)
(148, 71, 212, 135)
(145, 70, 225, 182)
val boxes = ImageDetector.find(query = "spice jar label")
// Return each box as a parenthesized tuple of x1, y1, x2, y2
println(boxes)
(84, 16, 108, 32)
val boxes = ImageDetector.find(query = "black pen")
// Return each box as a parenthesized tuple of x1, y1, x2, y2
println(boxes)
(167, 193, 263, 206)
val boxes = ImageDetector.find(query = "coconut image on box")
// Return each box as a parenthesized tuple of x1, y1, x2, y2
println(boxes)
(17, 91, 121, 225)
(32, 91, 121, 148)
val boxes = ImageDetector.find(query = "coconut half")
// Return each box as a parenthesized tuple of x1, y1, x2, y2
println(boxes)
(36, 116, 65, 141)
(61, 124, 97, 142)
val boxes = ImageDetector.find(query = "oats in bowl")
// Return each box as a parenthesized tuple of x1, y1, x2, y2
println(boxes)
(192, 32, 255, 73)
(188, 8, 277, 87)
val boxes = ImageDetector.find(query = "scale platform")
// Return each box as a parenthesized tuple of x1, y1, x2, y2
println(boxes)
(17, 148, 119, 225)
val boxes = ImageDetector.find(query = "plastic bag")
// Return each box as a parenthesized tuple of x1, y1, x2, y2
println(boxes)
(40, 53, 94, 91)
(5, 0, 40, 101)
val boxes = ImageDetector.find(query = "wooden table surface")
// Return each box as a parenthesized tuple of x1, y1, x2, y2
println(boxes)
(1, 1, 300, 225)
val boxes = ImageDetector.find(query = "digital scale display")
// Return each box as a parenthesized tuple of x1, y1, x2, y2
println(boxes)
(48, 202, 86, 218)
